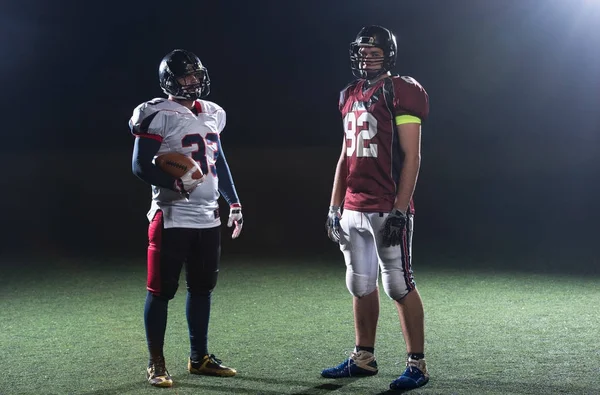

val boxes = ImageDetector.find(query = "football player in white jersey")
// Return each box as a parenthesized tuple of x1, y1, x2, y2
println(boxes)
(129, 49, 243, 388)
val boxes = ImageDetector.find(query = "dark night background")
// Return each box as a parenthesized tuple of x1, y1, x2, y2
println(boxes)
(2, 0, 600, 274)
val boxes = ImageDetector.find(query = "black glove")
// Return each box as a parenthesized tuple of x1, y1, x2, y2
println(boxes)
(380, 209, 407, 248)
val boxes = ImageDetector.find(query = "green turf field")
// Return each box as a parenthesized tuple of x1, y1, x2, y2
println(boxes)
(1, 256, 598, 395)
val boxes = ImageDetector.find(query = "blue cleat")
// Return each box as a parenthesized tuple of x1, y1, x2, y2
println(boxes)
(321, 351, 378, 378)
(389, 358, 429, 391)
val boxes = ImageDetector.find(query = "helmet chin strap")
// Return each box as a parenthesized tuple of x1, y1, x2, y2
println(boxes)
(175, 95, 196, 101)
(162, 88, 197, 101)
(364, 69, 389, 86)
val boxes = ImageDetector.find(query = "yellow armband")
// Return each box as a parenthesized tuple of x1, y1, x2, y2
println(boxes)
(395, 114, 421, 125)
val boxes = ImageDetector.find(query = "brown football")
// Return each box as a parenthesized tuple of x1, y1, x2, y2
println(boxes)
(155, 152, 203, 179)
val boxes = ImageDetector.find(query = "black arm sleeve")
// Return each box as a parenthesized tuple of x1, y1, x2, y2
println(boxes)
(131, 136, 177, 190)
(215, 140, 240, 206)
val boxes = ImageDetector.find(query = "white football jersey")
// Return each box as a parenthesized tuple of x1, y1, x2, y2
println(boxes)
(129, 98, 226, 229)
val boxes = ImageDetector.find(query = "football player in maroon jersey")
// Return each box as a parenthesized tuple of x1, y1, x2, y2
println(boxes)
(323, 25, 430, 392)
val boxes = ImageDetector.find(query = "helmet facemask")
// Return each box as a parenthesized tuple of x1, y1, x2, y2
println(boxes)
(349, 26, 397, 81)
(179, 70, 210, 100)
(350, 44, 387, 80)
(162, 68, 210, 100)
(159, 50, 211, 100)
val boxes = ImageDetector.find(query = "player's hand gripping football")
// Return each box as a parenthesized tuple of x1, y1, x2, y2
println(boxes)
(380, 209, 407, 247)
(174, 167, 205, 199)
(325, 206, 341, 243)
(227, 203, 243, 239)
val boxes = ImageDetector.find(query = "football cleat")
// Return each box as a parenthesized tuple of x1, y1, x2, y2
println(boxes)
(147, 356, 173, 387)
(188, 354, 237, 377)
(321, 350, 378, 378)
(389, 357, 429, 391)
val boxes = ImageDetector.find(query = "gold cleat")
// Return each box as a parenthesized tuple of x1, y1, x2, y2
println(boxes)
(188, 354, 237, 377)
(147, 357, 173, 387)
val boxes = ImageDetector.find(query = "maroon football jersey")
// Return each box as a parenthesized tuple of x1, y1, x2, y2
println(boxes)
(339, 75, 429, 213)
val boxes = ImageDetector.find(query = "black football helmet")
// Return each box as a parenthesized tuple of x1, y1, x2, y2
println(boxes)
(349, 25, 397, 80)
(159, 49, 210, 100)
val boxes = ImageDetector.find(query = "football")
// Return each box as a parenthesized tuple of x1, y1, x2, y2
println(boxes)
(155, 152, 203, 179)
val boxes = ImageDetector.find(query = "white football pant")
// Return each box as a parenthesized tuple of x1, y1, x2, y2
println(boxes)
(339, 209, 416, 300)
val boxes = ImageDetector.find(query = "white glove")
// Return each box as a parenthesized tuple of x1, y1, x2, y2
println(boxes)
(227, 203, 243, 239)
(174, 167, 205, 199)
(325, 205, 341, 243)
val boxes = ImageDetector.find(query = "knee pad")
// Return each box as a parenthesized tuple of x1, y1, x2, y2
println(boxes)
(156, 281, 179, 301)
(149, 286, 178, 301)
(383, 284, 411, 301)
(187, 269, 219, 294)
(381, 270, 412, 300)
(346, 270, 378, 298)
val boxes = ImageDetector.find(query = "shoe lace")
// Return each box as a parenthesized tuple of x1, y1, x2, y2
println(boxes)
(151, 357, 168, 376)
(208, 354, 223, 365)
(350, 350, 373, 361)
(406, 358, 425, 374)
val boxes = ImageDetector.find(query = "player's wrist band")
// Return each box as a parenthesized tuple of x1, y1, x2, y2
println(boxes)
(391, 208, 407, 216)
